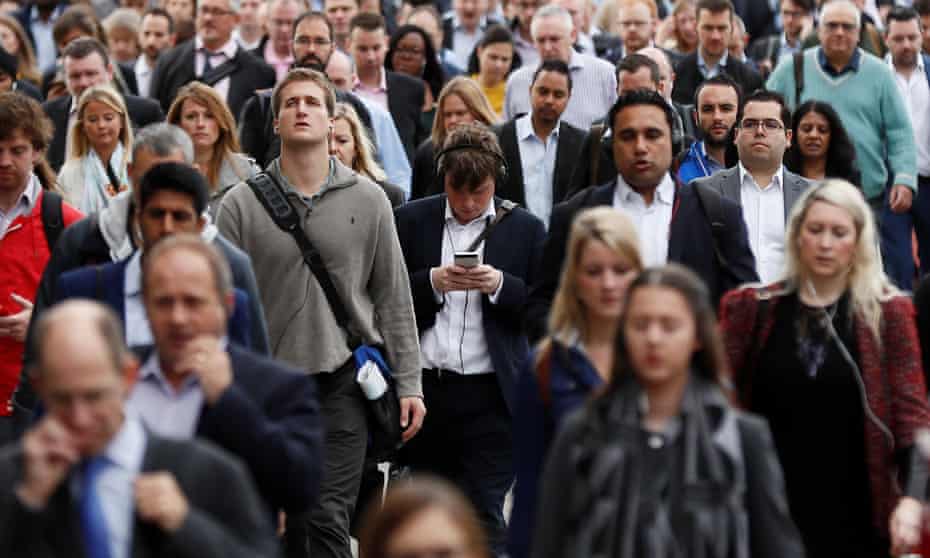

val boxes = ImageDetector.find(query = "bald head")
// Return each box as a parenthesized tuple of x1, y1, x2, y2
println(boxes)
(639, 46, 673, 100)
(33, 301, 129, 380)
(325, 49, 354, 91)
(821, 0, 861, 28)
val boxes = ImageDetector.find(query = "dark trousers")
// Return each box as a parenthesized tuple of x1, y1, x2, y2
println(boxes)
(869, 191, 914, 289)
(285, 358, 368, 558)
(400, 370, 513, 557)
(914, 176, 930, 277)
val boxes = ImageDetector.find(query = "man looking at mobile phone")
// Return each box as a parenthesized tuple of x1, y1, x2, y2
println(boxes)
(394, 122, 546, 556)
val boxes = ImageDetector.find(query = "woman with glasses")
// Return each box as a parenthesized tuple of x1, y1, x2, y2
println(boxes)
(720, 179, 930, 557)
(386, 24, 446, 135)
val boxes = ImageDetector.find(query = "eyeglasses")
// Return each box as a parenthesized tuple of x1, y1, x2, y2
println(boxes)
(198, 6, 233, 17)
(739, 118, 784, 132)
(294, 36, 332, 47)
(823, 21, 857, 32)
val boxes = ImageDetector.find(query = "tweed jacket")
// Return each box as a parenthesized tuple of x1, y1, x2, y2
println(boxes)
(718, 283, 930, 533)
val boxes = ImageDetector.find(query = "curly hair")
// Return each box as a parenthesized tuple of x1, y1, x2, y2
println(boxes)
(783, 100, 861, 186)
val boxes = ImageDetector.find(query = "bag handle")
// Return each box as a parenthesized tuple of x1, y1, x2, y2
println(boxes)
(793, 51, 805, 106)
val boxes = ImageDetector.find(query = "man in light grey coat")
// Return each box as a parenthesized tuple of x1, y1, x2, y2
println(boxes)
(693, 89, 810, 284)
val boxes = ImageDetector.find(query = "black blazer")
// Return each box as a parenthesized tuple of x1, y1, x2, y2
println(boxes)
(494, 119, 586, 209)
(394, 195, 546, 412)
(526, 179, 758, 341)
(0, 432, 280, 557)
(42, 94, 164, 172)
(441, 15, 504, 53)
(410, 138, 438, 200)
(133, 343, 323, 516)
(385, 70, 427, 163)
(671, 52, 764, 106)
(148, 39, 276, 121)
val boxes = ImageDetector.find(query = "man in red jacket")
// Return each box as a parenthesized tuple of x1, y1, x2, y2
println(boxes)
(0, 92, 81, 418)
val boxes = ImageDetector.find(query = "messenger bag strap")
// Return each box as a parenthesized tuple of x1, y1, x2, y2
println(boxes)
(466, 199, 516, 252)
(246, 173, 358, 345)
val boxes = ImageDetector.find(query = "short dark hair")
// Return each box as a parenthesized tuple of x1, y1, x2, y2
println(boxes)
(886, 6, 920, 29)
(693, 73, 742, 108)
(915, 0, 930, 17)
(437, 123, 506, 191)
(142, 7, 174, 34)
(782, 0, 813, 12)
(740, 89, 792, 130)
(139, 162, 209, 216)
(0, 92, 55, 189)
(607, 89, 677, 137)
(62, 37, 111, 67)
(531, 59, 572, 91)
(696, 0, 734, 19)
(52, 5, 101, 47)
(616, 53, 660, 86)
(349, 12, 386, 34)
(293, 10, 333, 43)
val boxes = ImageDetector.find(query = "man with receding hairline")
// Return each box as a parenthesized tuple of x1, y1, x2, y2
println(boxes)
(0, 299, 278, 558)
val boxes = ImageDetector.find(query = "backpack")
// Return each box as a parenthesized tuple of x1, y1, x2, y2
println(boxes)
(40, 190, 64, 252)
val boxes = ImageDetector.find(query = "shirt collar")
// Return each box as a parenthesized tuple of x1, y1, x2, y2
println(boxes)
(615, 171, 675, 206)
(568, 49, 584, 70)
(444, 196, 497, 226)
(885, 51, 925, 72)
(3, 174, 42, 218)
(353, 69, 387, 92)
(195, 36, 238, 58)
(134, 56, 154, 74)
(817, 47, 861, 77)
(29, 4, 63, 23)
(515, 112, 560, 141)
(139, 351, 202, 394)
(452, 14, 487, 32)
(124, 250, 142, 298)
(264, 40, 293, 64)
(697, 49, 728, 71)
(738, 162, 784, 192)
(99, 413, 147, 473)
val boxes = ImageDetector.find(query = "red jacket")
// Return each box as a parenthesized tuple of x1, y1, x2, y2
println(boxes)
(0, 190, 82, 414)
(719, 284, 930, 534)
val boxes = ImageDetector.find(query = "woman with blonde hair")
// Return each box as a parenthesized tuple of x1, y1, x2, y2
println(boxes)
(410, 76, 498, 199)
(0, 14, 39, 86)
(331, 102, 405, 207)
(720, 179, 930, 557)
(509, 207, 644, 558)
(656, 0, 698, 56)
(58, 84, 133, 213)
(167, 82, 259, 216)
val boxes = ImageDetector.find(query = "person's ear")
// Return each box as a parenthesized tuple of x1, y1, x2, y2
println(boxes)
(785, 128, 793, 149)
(196, 214, 207, 231)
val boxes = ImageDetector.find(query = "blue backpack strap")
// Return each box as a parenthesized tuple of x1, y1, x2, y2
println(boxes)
(923, 54, 930, 89)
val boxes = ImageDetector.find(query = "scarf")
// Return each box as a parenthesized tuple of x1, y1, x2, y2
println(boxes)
(80, 143, 130, 214)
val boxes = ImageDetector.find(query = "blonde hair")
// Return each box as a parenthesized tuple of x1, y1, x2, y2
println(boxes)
(333, 102, 387, 182)
(0, 14, 40, 85)
(782, 179, 899, 340)
(68, 84, 133, 164)
(595, 0, 657, 35)
(167, 82, 241, 190)
(431, 76, 498, 147)
(547, 207, 643, 343)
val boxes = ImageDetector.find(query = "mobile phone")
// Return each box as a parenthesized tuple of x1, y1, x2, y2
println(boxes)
(454, 251, 480, 268)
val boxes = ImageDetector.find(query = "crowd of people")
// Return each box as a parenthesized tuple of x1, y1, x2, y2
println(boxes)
(4, 0, 930, 556)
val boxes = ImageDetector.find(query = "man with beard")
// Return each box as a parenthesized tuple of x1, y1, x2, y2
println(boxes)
(677, 73, 740, 183)
(135, 8, 176, 98)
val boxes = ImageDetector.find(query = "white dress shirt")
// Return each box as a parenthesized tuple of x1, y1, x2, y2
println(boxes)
(420, 201, 503, 374)
(612, 172, 675, 266)
(194, 36, 238, 102)
(133, 56, 156, 98)
(128, 351, 206, 439)
(515, 113, 559, 227)
(738, 163, 786, 284)
(450, 15, 486, 70)
(123, 251, 154, 348)
(0, 174, 40, 239)
(886, 54, 930, 176)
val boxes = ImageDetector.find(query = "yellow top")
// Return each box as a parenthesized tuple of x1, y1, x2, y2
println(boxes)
(472, 74, 506, 117)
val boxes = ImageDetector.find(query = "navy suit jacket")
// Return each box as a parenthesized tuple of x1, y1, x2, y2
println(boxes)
(394, 195, 546, 412)
(55, 257, 254, 349)
(527, 179, 758, 341)
(132, 343, 323, 516)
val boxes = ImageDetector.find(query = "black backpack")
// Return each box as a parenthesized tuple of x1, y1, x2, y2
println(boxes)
(40, 190, 64, 252)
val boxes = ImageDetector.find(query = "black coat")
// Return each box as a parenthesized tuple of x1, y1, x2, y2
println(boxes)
(42, 94, 164, 172)
(410, 138, 438, 200)
(148, 39, 276, 120)
(526, 179, 758, 341)
(394, 195, 546, 412)
(493, 118, 586, 208)
(385, 70, 428, 163)
(0, 432, 280, 557)
(671, 52, 764, 106)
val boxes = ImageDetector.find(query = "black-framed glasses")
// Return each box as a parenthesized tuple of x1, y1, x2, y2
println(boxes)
(740, 118, 784, 132)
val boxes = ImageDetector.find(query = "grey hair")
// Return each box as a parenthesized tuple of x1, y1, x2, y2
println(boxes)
(103, 7, 142, 34)
(132, 123, 195, 163)
(531, 4, 574, 39)
(820, 0, 861, 28)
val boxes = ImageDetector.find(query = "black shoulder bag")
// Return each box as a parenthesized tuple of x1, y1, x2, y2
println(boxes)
(246, 172, 402, 458)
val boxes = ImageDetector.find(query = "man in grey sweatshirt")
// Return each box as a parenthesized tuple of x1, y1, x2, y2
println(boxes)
(216, 68, 425, 558)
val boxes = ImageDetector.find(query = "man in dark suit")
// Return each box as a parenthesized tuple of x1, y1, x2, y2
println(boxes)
(747, 0, 811, 78)
(732, 0, 776, 47)
(54, 163, 257, 350)
(527, 90, 758, 340)
(693, 89, 810, 284)
(348, 12, 426, 162)
(495, 59, 585, 227)
(394, 123, 546, 555)
(0, 300, 279, 558)
(43, 37, 164, 172)
(131, 234, 323, 539)
(670, 0, 762, 106)
(148, 0, 276, 119)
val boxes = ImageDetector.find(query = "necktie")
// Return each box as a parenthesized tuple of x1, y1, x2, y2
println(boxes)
(201, 49, 216, 77)
(79, 456, 113, 558)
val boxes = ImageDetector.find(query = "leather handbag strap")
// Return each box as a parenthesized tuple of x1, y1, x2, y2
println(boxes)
(466, 200, 516, 252)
